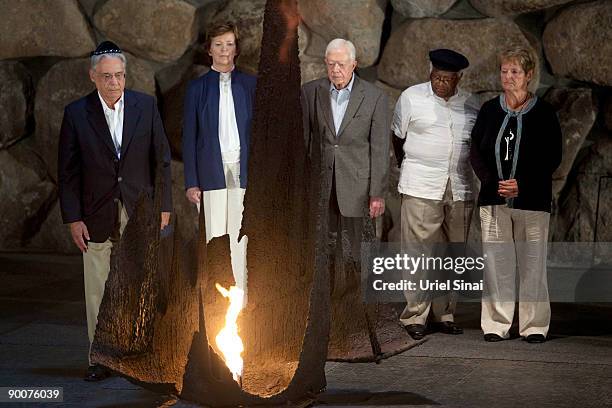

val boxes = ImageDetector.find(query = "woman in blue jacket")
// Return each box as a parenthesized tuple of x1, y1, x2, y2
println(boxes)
(183, 22, 257, 291)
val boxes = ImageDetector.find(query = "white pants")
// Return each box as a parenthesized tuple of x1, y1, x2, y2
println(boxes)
(480, 205, 550, 338)
(198, 161, 248, 292)
(82, 202, 128, 364)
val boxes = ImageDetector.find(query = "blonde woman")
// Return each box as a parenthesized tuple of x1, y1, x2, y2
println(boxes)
(470, 46, 562, 343)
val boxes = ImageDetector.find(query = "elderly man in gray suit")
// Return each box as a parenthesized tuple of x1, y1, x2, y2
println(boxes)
(301, 38, 389, 276)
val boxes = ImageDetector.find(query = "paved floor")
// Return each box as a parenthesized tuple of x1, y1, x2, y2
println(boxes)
(0, 252, 611, 408)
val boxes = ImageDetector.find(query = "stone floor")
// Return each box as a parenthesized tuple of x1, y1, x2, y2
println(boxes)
(0, 252, 611, 408)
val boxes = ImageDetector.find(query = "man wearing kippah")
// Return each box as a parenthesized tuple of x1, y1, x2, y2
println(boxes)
(392, 49, 479, 340)
(57, 41, 172, 381)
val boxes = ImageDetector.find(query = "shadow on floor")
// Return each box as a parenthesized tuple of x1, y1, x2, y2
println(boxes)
(316, 390, 438, 406)
(29, 366, 84, 379)
(454, 302, 612, 336)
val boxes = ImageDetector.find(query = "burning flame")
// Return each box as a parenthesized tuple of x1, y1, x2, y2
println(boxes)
(215, 283, 244, 383)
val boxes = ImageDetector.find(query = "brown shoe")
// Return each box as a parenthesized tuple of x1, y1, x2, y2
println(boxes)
(84, 364, 111, 382)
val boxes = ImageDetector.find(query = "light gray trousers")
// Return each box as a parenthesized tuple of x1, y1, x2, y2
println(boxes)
(480, 205, 551, 338)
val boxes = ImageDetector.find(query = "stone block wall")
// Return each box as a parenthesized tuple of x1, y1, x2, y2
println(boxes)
(0, 0, 610, 253)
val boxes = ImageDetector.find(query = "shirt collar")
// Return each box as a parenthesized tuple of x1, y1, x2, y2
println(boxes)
(212, 66, 235, 85)
(212, 65, 235, 74)
(427, 81, 435, 97)
(98, 91, 124, 113)
(330, 73, 355, 93)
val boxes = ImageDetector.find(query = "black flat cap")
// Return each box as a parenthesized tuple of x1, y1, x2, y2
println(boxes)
(429, 49, 469, 72)
(91, 41, 122, 57)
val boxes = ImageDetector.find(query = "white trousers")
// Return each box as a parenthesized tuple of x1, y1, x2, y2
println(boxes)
(480, 205, 550, 338)
(198, 161, 248, 292)
(82, 202, 128, 364)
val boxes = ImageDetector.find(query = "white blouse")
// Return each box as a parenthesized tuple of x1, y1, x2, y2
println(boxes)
(218, 70, 241, 164)
(392, 82, 479, 201)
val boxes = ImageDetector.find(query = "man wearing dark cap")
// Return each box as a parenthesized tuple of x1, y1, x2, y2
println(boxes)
(392, 49, 479, 340)
(57, 41, 172, 381)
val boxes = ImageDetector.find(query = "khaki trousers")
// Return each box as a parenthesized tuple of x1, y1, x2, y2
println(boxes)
(399, 180, 473, 326)
(82, 201, 128, 363)
(480, 205, 550, 338)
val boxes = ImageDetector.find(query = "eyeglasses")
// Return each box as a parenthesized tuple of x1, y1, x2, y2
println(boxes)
(97, 72, 125, 82)
(326, 61, 348, 70)
(431, 74, 458, 84)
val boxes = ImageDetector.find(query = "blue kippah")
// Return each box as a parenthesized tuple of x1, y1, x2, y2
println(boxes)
(91, 41, 122, 57)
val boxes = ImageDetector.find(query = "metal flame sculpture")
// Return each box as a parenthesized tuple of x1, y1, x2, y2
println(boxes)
(90, 0, 417, 406)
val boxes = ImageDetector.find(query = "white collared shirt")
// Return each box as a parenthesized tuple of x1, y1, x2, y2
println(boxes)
(98, 91, 124, 158)
(330, 74, 355, 135)
(392, 82, 479, 201)
(217, 67, 241, 164)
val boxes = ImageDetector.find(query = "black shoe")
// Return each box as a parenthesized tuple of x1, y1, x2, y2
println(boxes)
(432, 321, 463, 335)
(484, 333, 504, 342)
(523, 334, 546, 343)
(84, 364, 110, 382)
(405, 324, 426, 340)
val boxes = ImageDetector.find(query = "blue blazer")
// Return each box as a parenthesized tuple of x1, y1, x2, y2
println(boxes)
(182, 69, 257, 191)
(58, 90, 173, 242)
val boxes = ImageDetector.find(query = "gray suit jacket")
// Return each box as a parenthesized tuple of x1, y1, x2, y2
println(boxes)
(301, 75, 390, 217)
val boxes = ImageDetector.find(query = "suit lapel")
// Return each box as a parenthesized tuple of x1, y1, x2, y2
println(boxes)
(120, 90, 141, 157)
(86, 91, 118, 158)
(232, 74, 246, 142)
(337, 76, 365, 138)
(317, 80, 336, 137)
(207, 72, 220, 139)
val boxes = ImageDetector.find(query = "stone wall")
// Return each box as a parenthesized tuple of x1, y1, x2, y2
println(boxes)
(0, 0, 610, 253)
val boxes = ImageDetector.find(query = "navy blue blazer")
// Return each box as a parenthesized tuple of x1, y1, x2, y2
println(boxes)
(58, 89, 173, 242)
(182, 69, 257, 191)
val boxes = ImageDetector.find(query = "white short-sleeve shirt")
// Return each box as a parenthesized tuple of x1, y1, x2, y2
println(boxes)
(392, 82, 479, 201)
